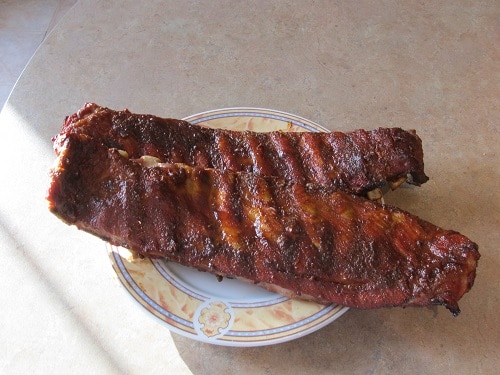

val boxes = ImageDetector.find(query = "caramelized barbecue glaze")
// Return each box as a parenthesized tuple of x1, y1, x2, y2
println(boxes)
(48, 133, 479, 315)
(55, 103, 429, 195)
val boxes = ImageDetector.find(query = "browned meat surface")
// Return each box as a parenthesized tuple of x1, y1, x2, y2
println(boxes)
(54, 103, 429, 195)
(47, 134, 479, 315)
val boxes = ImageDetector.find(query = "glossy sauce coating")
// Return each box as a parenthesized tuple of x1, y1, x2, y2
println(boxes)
(48, 135, 479, 315)
(55, 103, 429, 195)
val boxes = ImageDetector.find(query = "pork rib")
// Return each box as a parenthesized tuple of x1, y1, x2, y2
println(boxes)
(47, 134, 479, 315)
(54, 103, 429, 195)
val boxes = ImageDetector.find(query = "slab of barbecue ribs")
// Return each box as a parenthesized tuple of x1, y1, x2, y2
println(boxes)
(54, 103, 429, 196)
(47, 107, 480, 315)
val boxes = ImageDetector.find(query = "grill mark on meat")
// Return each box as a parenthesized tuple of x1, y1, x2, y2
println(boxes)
(215, 132, 239, 171)
(321, 132, 352, 191)
(56, 103, 429, 195)
(268, 132, 306, 184)
(212, 168, 246, 252)
(47, 134, 479, 315)
(242, 133, 275, 177)
(297, 132, 330, 186)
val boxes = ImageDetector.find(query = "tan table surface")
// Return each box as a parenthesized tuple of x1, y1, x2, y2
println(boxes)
(0, 1, 498, 374)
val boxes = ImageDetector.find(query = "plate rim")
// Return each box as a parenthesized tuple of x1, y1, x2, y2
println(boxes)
(182, 106, 328, 133)
(109, 246, 350, 347)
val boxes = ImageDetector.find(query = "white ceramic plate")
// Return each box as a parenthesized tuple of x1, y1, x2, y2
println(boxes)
(108, 108, 349, 347)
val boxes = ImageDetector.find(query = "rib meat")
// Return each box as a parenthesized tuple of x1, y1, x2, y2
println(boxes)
(54, 103, 429, 195)
(47, 134, 479, 315)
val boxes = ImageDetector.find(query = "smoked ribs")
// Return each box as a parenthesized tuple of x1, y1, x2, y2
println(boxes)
(54, 103, 429, 196)
(47, 132, 479, 315)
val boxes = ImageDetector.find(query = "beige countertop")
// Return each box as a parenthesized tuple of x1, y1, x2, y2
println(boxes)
(0, 1, 498, 374)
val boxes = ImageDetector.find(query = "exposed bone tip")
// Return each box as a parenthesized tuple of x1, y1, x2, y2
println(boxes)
(117, 149, 129, 159)
(367, 188, 383, 201)
(389, 176, 408, 190)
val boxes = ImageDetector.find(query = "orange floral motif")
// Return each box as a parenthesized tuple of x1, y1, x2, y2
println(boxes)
(198, 301, 232, 338)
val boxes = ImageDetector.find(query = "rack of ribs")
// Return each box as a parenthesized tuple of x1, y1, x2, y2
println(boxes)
(54, 103, 429, 196)
(47, 133, 479, 315)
